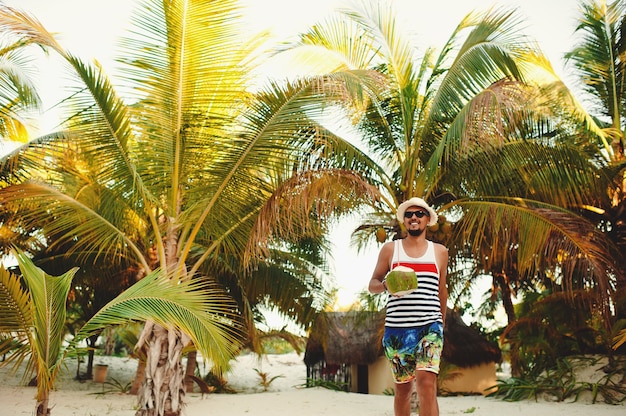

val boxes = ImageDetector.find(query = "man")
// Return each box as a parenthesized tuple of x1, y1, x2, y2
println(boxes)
(369, 197, 448, 416)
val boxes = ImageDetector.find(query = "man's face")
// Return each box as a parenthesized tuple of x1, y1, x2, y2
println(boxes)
(403, 207, 429, 236)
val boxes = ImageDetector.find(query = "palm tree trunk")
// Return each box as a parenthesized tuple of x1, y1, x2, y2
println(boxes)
(35, 395, 50, 416)
(494, 272, 516, 324)
(493, 272, 521, 376)
(129, 355, 147, 395)
(184, 350, 198, 393)
(135, 323, 188, 416)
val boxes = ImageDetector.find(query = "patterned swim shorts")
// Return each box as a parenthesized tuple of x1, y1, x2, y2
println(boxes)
(382, 322, 444, 383)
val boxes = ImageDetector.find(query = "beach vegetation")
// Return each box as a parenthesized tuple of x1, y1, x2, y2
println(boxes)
(0, 0, 625, 411)
(0, 0, 380, 414)
(487, 355, 626, 404)
(280, 0, 623, 366)
(563, 0, 626, 352)
(201, 370, 237, 394)
(0, 249, 240, 416)
(253, 368, 284, 392)
(303, 377, 349, 391)
(257, 335, 302, 355)
(99, 377, 133, 394)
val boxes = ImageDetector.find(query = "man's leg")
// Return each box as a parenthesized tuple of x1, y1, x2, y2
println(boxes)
(394, 380, 414, 416)
(415, 370, 438, 416)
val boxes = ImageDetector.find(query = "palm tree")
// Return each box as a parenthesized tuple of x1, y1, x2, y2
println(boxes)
(0, 1, 382, 415)
(566, 0, 626, 160)
(281, 1, 622, 329)
(0, 249, 238, 416)
(565, 1, 626, 348)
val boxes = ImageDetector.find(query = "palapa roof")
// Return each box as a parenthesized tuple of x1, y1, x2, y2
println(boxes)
(305, 308, 501, 368)
(442, 308, 502, 368)
(304, 311, 385, 366)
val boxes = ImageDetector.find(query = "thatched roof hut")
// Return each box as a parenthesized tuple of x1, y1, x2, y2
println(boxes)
(305, 308, 501, 368)
(442, 308, 502, 367)
(304, 309, 502, 394)
(304, 311, 385, 367)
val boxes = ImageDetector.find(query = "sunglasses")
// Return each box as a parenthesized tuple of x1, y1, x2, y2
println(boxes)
(404, 210, 429, 218)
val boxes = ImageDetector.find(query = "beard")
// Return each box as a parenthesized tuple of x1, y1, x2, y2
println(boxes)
(407, 228, 424, 237)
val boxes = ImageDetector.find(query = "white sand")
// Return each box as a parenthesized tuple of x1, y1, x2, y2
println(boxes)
(1, 352, 624, 416)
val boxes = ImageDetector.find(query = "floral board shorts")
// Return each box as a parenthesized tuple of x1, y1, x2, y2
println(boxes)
(382, 322, 444, 383)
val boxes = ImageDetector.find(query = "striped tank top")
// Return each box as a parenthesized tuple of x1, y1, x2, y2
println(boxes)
(385, 239, 442, 328)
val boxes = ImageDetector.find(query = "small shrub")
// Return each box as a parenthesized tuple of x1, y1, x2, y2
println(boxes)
(302, 378, 348, 391)
(91, 377, 131, 395)
(253, 368, 284, 392)
(203, 370, 237, 394)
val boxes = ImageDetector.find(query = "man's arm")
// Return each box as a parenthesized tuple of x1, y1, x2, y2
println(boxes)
(368, 242, 394, 294)
(435, 243, 449, 325)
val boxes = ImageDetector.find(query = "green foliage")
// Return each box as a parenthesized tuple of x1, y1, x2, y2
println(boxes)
(0, 250, 241, 414)
(258, 337, 299, 355)
(382, 387, 394, 396)
(501, 291, 607, 377)
(488, 356, 626, 404)
(302, 377, 349, 391)
(105, 322, 144, 358)
(253, 368, 284, 392)
(251, 328, 306, 355)
(93, 377, 132, 394)
(0, 249, 78, 412)
(356, 289, 387, 312)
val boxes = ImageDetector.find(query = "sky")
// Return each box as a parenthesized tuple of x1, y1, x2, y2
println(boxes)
(4, 0, 583, 314)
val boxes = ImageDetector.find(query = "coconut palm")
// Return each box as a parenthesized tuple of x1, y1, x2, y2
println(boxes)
(0, 1, 382, 415)
(281, 1, 622, 326)
(565, 1, 626, 351)
(566, 0, 626, 160)
(0, 249, 238, 416)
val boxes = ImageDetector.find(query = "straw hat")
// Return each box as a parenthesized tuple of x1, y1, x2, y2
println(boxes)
(396, 197, 438, 227)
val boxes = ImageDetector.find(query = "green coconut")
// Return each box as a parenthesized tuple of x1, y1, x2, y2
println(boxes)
(385, 266, 417, 296)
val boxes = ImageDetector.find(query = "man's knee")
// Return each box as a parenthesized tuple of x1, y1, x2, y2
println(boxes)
(394, 381, 414, 399)
(416, 371, 437, 393)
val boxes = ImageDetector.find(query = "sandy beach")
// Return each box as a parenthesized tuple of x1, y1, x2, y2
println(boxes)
(1, 352, 624, 416)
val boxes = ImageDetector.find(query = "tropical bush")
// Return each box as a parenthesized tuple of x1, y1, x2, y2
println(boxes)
(487, 356, 626, 404)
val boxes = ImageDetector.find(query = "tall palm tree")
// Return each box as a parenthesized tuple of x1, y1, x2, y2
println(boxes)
(281, 1, 622, 327)
(567, 0, 626, 160)
(0, 1, 381, 415)
(565, 0, 626, 348)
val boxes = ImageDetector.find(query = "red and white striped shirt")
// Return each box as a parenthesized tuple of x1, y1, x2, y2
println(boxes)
(385, 239, 443, 328)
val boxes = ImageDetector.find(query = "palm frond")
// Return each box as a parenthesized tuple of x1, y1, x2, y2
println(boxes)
(520, 50, 612, 155)
(451, 198, 620, 304)
(565, 0, 626, 128)
(0, 39, 42, 138)
(249, 168, 382, 260)
(13, 248, 78, 399)
(340, 1, 418, 90)
(0, 182, 150, 270)
(0, 261, 33, 376)
(74, 268, 243, 370)
(428, 7, 529, 127)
